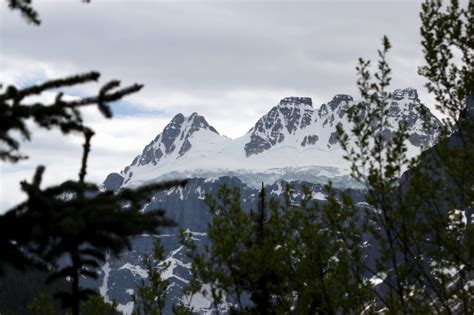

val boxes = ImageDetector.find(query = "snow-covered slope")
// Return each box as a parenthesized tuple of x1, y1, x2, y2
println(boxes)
(103, 88, 441, 190)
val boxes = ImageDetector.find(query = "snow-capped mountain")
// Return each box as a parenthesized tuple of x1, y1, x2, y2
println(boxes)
(104, 88, 441, 191)
(128, 112, 228, 169)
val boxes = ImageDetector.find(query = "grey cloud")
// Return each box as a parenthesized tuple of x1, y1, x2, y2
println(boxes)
(2, 0, 427, 103)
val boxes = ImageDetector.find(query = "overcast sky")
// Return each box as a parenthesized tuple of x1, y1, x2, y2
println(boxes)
(0, 0, 453, 211)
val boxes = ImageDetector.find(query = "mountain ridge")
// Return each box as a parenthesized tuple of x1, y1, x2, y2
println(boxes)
(103, 88, 441, 191)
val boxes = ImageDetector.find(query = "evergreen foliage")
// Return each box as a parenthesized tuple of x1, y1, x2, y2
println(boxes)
(10, 131, 184, 314)
(28, 292, 56, 315)
(180, 184, 284, 313)
(27, 292, 119, 315)
(334, 0, 473, 311)
(80, 294, 120, 315)
(133, 239, 171, 315)
(418, 0, 474, 131)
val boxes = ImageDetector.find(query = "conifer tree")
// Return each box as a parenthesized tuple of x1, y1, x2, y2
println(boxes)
(27, 292, 56, 315)
(180, 184, 284, 313)
(0, 71, 145, 276)
(80, 293, 120, 315)
(1, 2, 187, 314)
(333, 0, 473, 312)
(133, 239, 171, 315)
(3, 128, 186, 315)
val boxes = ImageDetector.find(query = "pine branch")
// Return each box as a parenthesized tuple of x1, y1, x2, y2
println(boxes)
(0, 72, 100, 102)
(5, 0, 93, 26)
(0, 72, 143, 163)
(7, 0, 40, 25)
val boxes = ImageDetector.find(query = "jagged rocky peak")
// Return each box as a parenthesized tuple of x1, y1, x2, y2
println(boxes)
(127, 112, 220, 169)
(327, 94, 354, 110)
(278, 96, 314, 131)
(393, 87, 419, 101)
(382, 88, 442, 147)
(317, 94, 354, 125)
(278, 96, 313, 107)
(186, 112, 220, 135)
(244, 96, 314, 157)
(318, 94, 354, 120)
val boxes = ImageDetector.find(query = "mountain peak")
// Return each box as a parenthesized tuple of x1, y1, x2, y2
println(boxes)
(187, 112, 219, 135)
(244, 96, 314, 157)
(126, 112, 221, 170)
(278, 97, 313, 108)
(327, 94, 353, 111)
(393, 87, 418, 101)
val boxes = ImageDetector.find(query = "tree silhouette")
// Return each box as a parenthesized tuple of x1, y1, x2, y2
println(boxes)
(1, 2, 186, 315)
(9, 130, 184, 314)
(333, 0, 473, 311)
(1, 81, 186, 315)
(133, 239, 171, 315)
